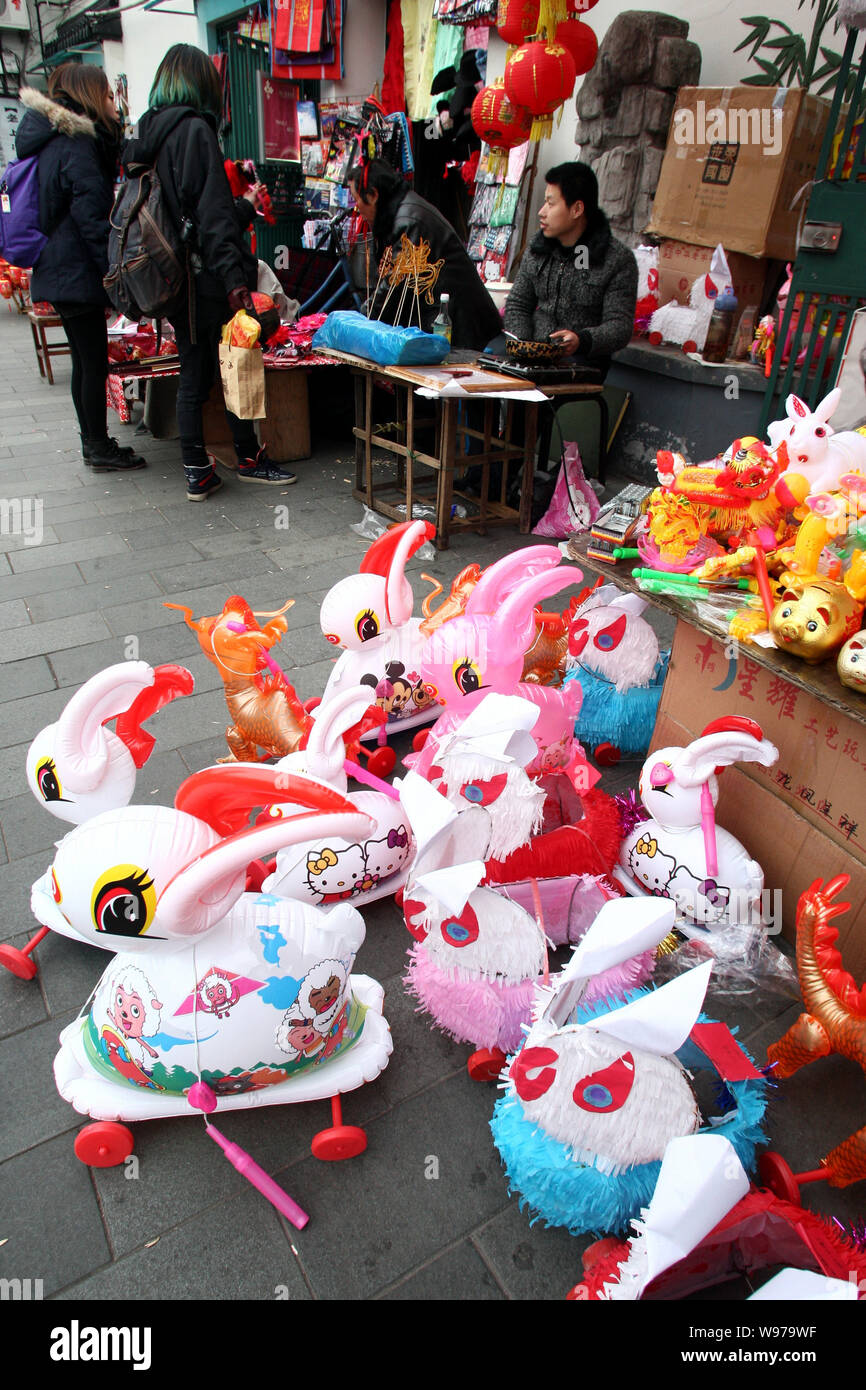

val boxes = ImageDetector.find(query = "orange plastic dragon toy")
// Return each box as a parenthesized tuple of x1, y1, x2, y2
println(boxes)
(768, 875, 866, 1187)
(165, 595, 313, 762)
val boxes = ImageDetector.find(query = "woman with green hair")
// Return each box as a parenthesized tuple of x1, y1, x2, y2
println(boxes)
(123, 43, 294, 498)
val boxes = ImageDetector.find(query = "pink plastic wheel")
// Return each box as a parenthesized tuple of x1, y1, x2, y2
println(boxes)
(593, 742, 620, 767)
(467, 1048, 507, 1082)
(0, 942, 40, 980)
(311, 1125, 367, 1161)
(74, 1121, 135, 1168)
(366, 746, 396, 779)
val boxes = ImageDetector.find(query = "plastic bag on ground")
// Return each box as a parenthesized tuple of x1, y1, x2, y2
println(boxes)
(350, 505, 436, 559)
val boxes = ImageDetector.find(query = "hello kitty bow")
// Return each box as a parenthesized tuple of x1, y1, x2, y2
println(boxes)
(635, 835, 659, 857)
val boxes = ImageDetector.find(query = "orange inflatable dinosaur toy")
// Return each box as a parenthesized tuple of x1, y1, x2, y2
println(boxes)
(767, 875, 866, 1187)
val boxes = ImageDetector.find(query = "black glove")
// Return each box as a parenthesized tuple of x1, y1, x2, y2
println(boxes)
(227, 286, 256, 317)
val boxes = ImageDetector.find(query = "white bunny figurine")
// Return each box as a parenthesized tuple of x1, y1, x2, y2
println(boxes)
(26, 661, 194, 826)
(262, 685, 413, 906)
(767, 388, 866, 496)
(617, 718, 778, 927)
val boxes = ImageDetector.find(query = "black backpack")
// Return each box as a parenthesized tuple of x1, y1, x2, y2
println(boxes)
(104, 157, 188, 320)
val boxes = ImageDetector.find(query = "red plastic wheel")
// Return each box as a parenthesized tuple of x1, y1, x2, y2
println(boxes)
(682, 339, 698, 356)
(74, 1121, 135, 1168)
(593, 742, 620, 767)
(0, 942, 39, 980)
(366, 746, 396, 779)
(648, 331, 662, 346)
(467, 1047, 507, 1082)
(244, 859, 270, 893)
(303, 696, 322, 713)
(412, 729, 430, 752)
(311, 1124, 367, 1161)
(757, 1151, 802, 1203)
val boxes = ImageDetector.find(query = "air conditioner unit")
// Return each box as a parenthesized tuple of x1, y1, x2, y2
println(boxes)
(0, 0, 30, 33)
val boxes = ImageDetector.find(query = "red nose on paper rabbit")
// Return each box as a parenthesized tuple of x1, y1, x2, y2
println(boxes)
(617, 717, 778, 927)
(26, 662, 194, 825)
(767, 388, 866, 497)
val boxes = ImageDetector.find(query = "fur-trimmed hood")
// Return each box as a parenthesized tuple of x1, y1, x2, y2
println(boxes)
(16, 86, 96, 157)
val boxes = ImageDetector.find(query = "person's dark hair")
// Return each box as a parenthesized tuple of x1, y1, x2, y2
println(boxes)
(545, 161, 600, 223)
(149, 43, 222, 118)
(349, 157, 405, 204)
(48, 62, 114, 131)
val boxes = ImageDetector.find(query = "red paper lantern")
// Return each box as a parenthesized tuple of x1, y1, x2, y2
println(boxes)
(555, 18, 598, 75)
(504, 41, 577, 134)
(471, 82, 533, 150)
(496, 0, 540, 46)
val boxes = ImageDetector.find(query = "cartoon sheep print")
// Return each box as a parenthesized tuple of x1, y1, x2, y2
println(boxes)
(276, 960, 349, 1061)
(95, 965, 164, 1082)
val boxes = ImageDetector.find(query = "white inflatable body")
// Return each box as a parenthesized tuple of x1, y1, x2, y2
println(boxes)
(319, 619, 439, 738)
(263, 789, 412, 905)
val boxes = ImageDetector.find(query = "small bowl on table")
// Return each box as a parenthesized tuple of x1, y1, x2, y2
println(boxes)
(505, 337, 568, 365)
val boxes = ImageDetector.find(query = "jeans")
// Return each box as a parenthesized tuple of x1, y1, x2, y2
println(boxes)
(169, 291, 258, 474)
(55, 305, 109, 442)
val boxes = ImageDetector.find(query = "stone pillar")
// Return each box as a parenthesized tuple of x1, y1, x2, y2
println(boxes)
(575, 11, 701, 247)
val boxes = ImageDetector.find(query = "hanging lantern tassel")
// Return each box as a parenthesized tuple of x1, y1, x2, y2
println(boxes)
(538, 0, 571, 33)
(504, 40, 577, 144)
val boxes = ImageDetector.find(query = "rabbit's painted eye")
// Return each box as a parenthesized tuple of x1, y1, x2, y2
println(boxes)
(35, 757, 64, 803)
(815, 427, 826, 438)
(440, 903, 479, 947)
(593, 614, 627, 652)
(569, 618, 589, 656)
(509, 1046, 559, 1101)
(92, 864, 156, 938)
(453, 657, 482, 695)
(354, 609, 380, 642)
(572, 1051, 635, 1113)
(459, 773, 508, 805)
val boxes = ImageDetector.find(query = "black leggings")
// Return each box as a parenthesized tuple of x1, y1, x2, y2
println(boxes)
(170, 292, 258, 473)
(56, 306, 109, 442)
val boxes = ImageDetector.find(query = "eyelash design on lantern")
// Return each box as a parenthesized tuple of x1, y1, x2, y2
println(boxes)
(354, 608, 380, 643)
(35, 756, 64, 802)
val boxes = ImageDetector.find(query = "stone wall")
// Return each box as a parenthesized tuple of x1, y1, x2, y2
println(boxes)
(575, 12, 701, 247)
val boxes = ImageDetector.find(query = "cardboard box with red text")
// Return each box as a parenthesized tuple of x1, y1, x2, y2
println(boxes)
(656, 239, 772, 316)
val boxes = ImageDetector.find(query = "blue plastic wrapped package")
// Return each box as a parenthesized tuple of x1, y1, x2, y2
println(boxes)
(312, 311, 451, 366)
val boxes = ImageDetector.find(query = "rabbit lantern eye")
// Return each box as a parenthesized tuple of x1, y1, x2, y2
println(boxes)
(453, 658, 482, 695)
(35, 757, 63, 803)
(572, 1051, 635, 1113)
(815, 427, 826, 438)
(649, 762, 674, 792)
(593, 614, 627, 653)
(354, 609, 380, 643)
(509, 1046, 559, 1101)
(459, 773, 508, 806)
(440, 903, 479, 948)
(92, 864, 157, 938)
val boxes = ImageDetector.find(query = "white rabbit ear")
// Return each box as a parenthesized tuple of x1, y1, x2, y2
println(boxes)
(609, 593, 649, 618)
(814, 387, 841, 423)
(673, 730, 779, 787)
(416, 861, 486, 913)
(786, 394, 810, 420)
(591, 959, 713, 1055)
(304, 686, 377, 778)
(53, 662, 157, 793)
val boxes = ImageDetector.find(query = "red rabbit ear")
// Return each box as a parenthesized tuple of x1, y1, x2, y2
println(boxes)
(114, 664, 194, 769)
(359, 520, 434, 625)
(174, 765, 356, 833)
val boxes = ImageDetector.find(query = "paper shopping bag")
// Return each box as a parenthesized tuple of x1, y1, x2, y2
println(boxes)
(218, 342, 266, 419)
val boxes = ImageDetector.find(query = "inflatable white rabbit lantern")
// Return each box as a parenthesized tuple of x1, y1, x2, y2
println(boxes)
(318, 519, 440, 742)
(26, 661, 194, 826)
(262, 685, 413, 906)
(768, 388, 866, 497)
(617, 717, 779, 927)
(37, 764, 392, 1180)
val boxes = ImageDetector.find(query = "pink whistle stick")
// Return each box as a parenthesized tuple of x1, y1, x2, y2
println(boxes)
(700, 783, 719, 878)
(225, 620, 288, 683)
(343, 759, 400, 800)
(205, 1123, 309, 1229)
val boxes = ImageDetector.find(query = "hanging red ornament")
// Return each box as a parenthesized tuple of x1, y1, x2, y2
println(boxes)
(504, 40, 577, 142)
(471, 81, 533, 176)
(496, 0, 540, 46)
(555, 17, 598, 75)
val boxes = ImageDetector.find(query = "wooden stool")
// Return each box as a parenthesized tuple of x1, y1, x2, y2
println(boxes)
(28, 310, 70, 386)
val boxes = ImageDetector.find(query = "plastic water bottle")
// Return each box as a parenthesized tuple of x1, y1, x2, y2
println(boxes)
(432, 293, 452, 344)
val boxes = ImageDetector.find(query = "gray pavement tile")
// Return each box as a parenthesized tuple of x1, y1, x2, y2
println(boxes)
(0, 789, 65, 860)
(0, 738, 29, 801)
(292, 657, 339, 703)
(27, 926, 105, 1018)
(176, 736, 233, 774)
(50, 511, 164, 543)
(0, 561, 83, 602)
(263, 551, 370, 594)
(8, 533, 129, 573)
(94, 490, 170, 516)
(272, 1073, 511, 1299)
(0, 611, 111, 662)
(0, 599, 31, 629)
(354, 896, 411, 984)
(56, 1187, 310, 1302)
(0, 1009, 82, 1162)
(144, 549, 286, 601)
(0, 524, 59, 551)
(0, 935, 48, 1037)
(47, 623, 216, 689)
(0, 1132, 112, 1298)
(378, 1240, 506, 1300)
(472, 1200, 587, 1300)
(0, 850, 53, 944)
(0, 683, 69, 747)
(0, 553, 9, 574)
(24, 571, 164, 624)
(187, 527, 275, 560)
(77, 541, 193, 582)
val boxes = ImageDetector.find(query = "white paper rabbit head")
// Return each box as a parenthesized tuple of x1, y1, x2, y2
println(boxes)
(26, 662, 193, 826)
(35, 765, 372, 954)
(319, 520, 433, 652)
(638, 721, 778, 831)
(568, 589, 660, 693)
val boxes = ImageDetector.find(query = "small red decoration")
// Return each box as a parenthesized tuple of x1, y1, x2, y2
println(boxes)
(555, 17, 598, 75)
(471, 81, 533, 151)
(496, 0, 540, 45)
(504, 40, 577, 139)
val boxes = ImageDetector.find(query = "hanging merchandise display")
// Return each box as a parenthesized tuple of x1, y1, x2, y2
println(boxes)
(504, 38, 577, 141)
(272, 0, 345, 81)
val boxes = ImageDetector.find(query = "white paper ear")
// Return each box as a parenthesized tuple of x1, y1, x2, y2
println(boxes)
(386, 520, 428, 625)
(304, 685, 376, 779)
(442, 693, 540, 766)
(674, 732, 778, 787)
(590, 959, 713, 1055)
(397, 771, 457, 859)
(750, 1269, 858, 1301)
(609, 594, 649, 619)
(642, 1135, 750, 1289)
(53, 662, 156, 792)
(416, 861, 486, 914)
(570, 898, 676, 980)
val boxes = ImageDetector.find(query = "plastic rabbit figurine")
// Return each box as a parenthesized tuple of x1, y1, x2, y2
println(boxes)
(768, 388, 866, 497)
(318, 520, 440, 737)
(491, 951, 768, 1236)
(262, 686, 413, 906)
(37, 765, 392, 1174)
(617, 717, 779, 927)
(26, 661, 194, 826)
(414, 547, 587, 780)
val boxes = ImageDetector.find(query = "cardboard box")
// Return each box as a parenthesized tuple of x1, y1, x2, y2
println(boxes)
(647, 86, 829, 259)
(652, 622, 866, 975)
(656, 238, 770, 313)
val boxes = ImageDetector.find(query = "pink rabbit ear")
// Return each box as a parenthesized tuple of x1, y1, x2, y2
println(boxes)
(787, 394, 809, 419)
(491, 567, 586, 649)
(466, 546, 563, 616)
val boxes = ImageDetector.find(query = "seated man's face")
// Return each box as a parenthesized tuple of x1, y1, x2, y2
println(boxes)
(539, 184, 583, 242)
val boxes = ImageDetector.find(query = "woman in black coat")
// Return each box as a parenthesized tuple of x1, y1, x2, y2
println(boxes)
(16, 65, 144, 471)
(350, 159, 501, 351)
(123, 44, 293, 500)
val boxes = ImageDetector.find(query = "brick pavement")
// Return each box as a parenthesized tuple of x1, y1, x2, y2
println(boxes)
(0, 306, 862, 1302)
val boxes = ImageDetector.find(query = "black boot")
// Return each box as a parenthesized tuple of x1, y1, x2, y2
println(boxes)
(83, 437, 146, 472)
